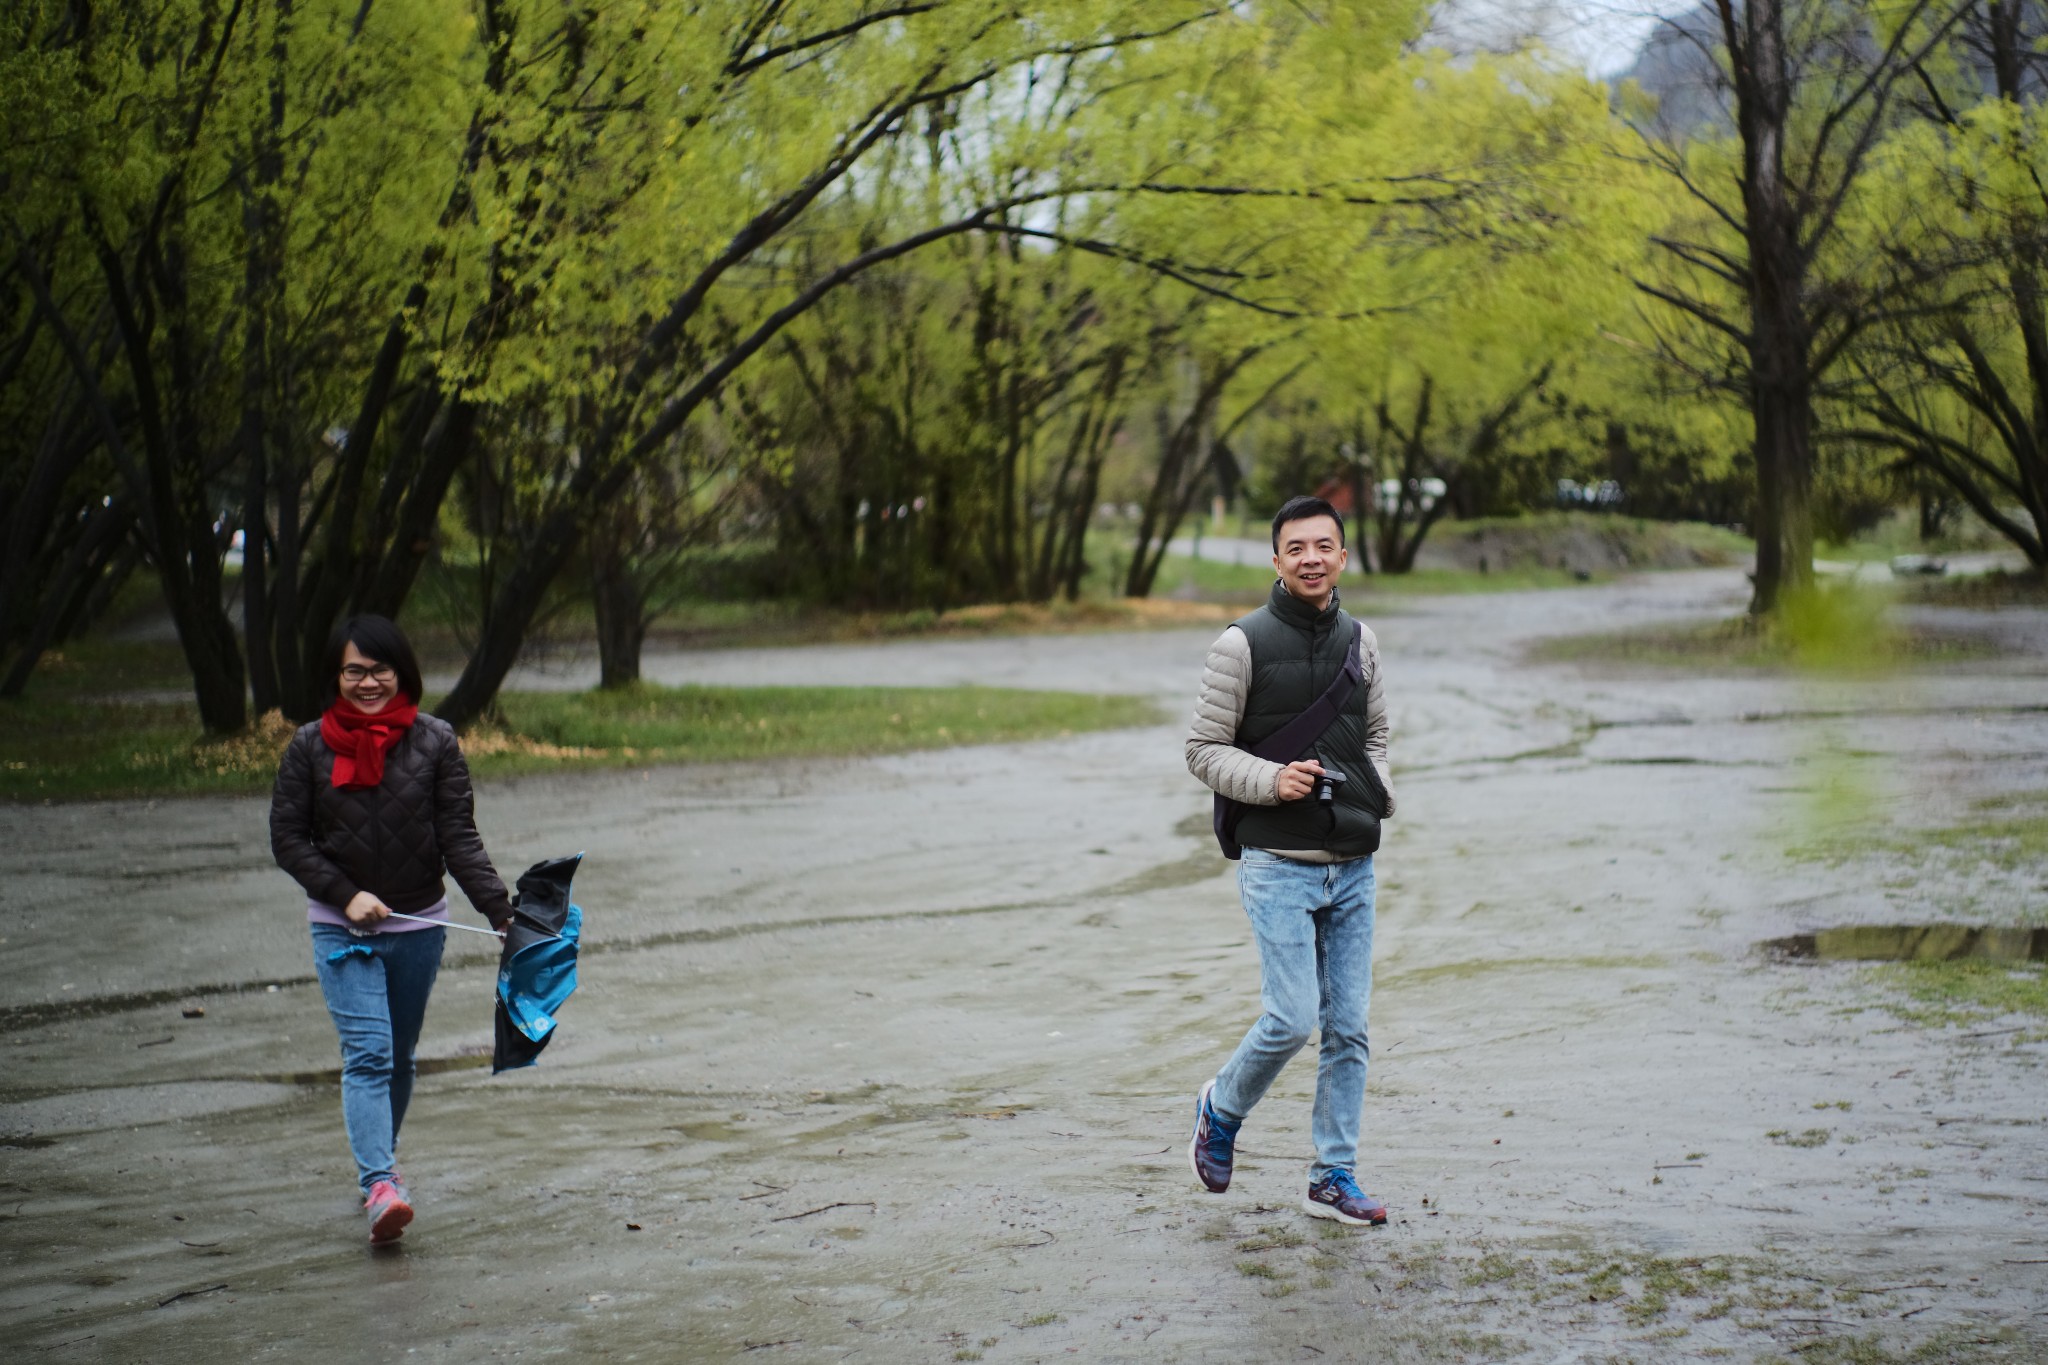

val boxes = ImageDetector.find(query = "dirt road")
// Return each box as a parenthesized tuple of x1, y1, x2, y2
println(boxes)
(4, 571, 2044, 1362)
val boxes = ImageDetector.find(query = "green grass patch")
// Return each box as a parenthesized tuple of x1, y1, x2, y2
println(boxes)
(1865, 960, 2048, 1037)
(1900, 567, 2048, 607)
(1531, 602, 2002, 673)
(1789, 790, 2048, 927)
(18, 637, 194, 697)
(486, 683, 1157, 773)
(1552, 1251, 1751, 1325)
(1822, 502, 2028, 560)
(1799, 801, 2048, 876)
(0, 698, 284, 801)
(630, 593, 1246, 651)
(1758, 1329, 2012, 1365)
(1, 683, 1159, 803)
(1235, 1226, 1306, 1252)
(1145, 553, 1607, 602)
(1098, 514, 1751, 605)
(1428, 512, 1751, 570)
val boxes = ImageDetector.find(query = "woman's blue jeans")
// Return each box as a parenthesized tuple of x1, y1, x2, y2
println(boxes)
(309, 924, 444, 1195)
(1211, 850, 1376, 1182)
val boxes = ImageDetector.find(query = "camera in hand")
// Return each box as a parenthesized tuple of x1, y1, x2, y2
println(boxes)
(1314, 767, 1348, 804)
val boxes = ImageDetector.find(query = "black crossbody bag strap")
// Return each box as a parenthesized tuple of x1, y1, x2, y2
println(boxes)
(1211, 621, 1363, 859)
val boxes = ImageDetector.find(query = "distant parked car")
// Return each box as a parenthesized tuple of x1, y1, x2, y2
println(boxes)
(1889, 554, 1948, 577)
(1554, 478, 1624, 510)
(1378, 477, 1446, 512)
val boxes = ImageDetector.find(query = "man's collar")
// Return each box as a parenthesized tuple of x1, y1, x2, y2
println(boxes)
(1269, 578, 1340, 627)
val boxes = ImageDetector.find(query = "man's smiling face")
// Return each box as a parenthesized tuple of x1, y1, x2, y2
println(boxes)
(1273, 514, 1347, 608)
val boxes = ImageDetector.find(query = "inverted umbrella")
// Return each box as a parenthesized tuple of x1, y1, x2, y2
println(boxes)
(493, 854, 584, 1074)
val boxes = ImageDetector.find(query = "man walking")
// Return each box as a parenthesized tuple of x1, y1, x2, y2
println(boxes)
(1184, 495, 1394, 1225)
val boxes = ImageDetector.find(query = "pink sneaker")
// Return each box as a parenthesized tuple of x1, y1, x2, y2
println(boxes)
(365, 1180, 413, 1245)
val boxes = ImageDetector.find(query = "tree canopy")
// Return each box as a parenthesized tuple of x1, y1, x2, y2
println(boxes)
(7, 0, 2043, 731)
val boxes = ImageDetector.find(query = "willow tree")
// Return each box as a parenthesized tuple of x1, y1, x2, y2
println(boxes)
(429, 0, 1471, 726)
(4, 0, 656, 726)
(1236, 50, 1661, 573)
(1840, 0, 2048, 569)
(1632, 0, 1973, 614)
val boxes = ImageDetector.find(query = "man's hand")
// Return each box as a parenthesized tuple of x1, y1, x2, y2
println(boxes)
(344, 891, 393, 925)
(1275, 759, 1325, 802)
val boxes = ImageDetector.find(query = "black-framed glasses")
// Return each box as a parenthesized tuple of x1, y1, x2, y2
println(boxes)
(340, 664, 396, 683)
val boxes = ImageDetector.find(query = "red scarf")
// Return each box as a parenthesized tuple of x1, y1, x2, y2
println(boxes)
(320, 695, 420, 790)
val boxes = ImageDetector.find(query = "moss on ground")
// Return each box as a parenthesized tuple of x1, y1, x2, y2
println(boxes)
(1898, 567, 2048, 607)
(1865, 960, 2048, 1038)
(1796, 791, 2048, 874)
(1756, 1329, 2019, 1364)
(1530, 610, 2001, 673)
(1789, 790, 2048, 929)
(1151, 552, 1617, 602)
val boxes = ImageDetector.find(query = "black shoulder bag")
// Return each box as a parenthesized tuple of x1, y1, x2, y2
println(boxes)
(1211, 621, 1365, 860)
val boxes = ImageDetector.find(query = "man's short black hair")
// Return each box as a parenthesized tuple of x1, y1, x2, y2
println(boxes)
(322, 614, 425, 706)
(1271, 495, 1346, 551)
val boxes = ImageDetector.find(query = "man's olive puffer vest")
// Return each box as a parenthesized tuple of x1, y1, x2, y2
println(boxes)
(1232, 582, 1387, 859)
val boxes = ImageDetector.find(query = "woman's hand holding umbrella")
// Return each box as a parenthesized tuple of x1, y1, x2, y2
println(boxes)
(344, 891, 393, 925)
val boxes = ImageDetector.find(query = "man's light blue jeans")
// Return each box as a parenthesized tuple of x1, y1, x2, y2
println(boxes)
(310, 924, 444, 1194)
(1211, 849, 1376, 1182)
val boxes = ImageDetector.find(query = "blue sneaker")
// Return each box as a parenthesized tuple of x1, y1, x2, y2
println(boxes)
(1304, 1169, 1386, 1225)
(1189, 1079, 1239, 1193)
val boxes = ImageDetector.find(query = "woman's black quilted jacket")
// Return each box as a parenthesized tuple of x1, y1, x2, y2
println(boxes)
(270, 714, 513, 923)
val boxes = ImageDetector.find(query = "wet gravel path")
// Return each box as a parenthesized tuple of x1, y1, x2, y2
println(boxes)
(4, 570, 2046, 1362)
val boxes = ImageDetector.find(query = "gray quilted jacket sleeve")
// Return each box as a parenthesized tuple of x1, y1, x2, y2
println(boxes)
(1185, 627, 1284, 805)
(1183, 623, 1397, 817)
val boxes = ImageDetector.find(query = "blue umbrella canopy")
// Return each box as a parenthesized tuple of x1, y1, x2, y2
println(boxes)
(494, 855, 583, 1074)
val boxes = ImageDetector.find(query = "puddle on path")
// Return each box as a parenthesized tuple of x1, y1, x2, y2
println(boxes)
(1765, 923, 2048, 962)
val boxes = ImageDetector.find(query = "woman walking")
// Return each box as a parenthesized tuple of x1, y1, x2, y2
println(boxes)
(270, 615, 513, 1245)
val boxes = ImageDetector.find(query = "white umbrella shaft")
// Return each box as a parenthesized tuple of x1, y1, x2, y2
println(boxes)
(383, 911, 503, 937)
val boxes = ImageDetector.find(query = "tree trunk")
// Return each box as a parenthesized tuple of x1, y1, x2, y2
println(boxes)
(1724, 0, 1814, 614)
(1126, 350, 1264, 597)
(241, 432, 277, 713)
(1348, 435, 1374, 575)
(433, 491, 585, 731)
(0, 499, 133, 698)
(592, 552, 647, 690)
(87, 235, 251, 733)
(176, 569, 251, 735)
(1917, 487, 1951, 542)
(240, 208, 278, 713)
(359, 397, 476, 621)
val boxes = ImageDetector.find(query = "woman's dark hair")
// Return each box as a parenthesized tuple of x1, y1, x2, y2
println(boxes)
(1270, 495, 1346, 550)
(322, 614, 425, 706)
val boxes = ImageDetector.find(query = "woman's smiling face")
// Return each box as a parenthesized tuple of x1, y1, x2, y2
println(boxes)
(339, 641, 399, 714)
